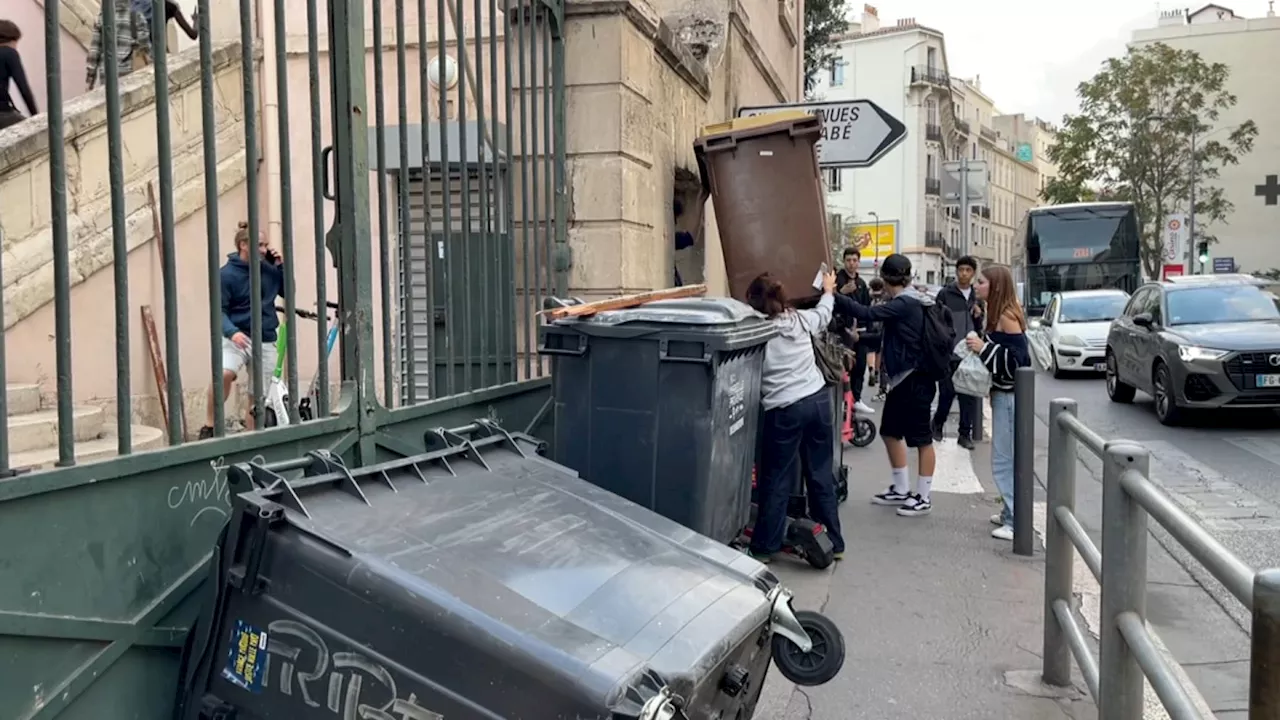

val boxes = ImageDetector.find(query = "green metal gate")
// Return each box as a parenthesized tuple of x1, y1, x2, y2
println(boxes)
(0, 0, 566, 714)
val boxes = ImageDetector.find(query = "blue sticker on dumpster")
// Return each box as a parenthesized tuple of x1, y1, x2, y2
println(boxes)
(221, 619, 268, 693)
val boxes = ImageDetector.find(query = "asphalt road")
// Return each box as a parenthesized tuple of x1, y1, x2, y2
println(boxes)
(1032, 366, 1280, 631)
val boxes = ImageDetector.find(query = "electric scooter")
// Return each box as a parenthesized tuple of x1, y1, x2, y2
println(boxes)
(255, 301, 340, 428)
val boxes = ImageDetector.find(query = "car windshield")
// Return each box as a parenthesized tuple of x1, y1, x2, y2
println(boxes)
(1059, 294, 1128, 323)
(1166, 285, 1280, 325)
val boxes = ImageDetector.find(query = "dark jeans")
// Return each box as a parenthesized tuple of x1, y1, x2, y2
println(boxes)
(933, 374, 978, 438)
(750, 389, 845, 555)
(850, 344, 867, 401)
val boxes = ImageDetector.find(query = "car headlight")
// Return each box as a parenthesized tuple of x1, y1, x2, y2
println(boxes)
(1058, 335, 1086, 347)
(1177, 345, 1228, 362)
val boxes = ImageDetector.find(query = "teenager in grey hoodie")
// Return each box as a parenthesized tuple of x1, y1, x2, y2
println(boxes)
(745, 269, 845, 562)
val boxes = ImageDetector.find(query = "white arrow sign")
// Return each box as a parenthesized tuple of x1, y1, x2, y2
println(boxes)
(737, 99, 908, 169)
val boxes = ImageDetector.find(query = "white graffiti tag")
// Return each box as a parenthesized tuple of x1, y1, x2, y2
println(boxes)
(166, 454, 266, 527)
(264, 620, 444, 720)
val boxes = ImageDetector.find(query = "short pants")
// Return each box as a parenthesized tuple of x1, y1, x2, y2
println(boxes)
(222, 336, 278, 392)
(879, 371, 936, 448)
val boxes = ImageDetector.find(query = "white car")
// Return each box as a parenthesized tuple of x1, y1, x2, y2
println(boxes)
(1031, 289, 1131, 378)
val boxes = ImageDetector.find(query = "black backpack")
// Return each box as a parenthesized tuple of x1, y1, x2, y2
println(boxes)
(917, 300, 956, 380)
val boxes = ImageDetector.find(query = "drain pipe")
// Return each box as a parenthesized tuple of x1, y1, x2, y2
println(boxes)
(258, 0, 282, 246)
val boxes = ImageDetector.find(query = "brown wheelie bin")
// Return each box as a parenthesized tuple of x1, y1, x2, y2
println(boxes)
(695, 111, 830, 303)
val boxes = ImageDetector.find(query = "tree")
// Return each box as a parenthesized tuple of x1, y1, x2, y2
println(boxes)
(1044, 42, 1257, 279)
(804, 0, 849, 97)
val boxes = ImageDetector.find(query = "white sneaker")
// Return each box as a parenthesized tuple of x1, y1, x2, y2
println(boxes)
(990, 514, 1003, 527)
(991, 525, 1014, 541)
(854, 400, 876, 415)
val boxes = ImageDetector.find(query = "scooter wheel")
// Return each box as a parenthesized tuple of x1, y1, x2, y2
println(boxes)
(771, 610, 846, 686)
(852, 418, 877, 448)
(263, 407, 278, 428)
(806, 547, 834, 570)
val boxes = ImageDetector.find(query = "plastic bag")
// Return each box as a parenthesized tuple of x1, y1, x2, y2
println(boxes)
(1027, 330, 1053, 371)
(952, 338, 991, 397)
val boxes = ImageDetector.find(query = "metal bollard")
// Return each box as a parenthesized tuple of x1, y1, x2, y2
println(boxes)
(1042, 398, 1079, 687)
(1098, 441, 1150, 720)
(1013, 367, 1036, 556)
(1252, 568, 1280, 718)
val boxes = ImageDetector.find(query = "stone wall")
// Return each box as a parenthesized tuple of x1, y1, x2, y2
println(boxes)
(560, 0, 801, 301)
(0, 41, 255, 427)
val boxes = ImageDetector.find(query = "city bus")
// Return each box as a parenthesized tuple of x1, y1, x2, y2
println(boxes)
(1015, 201, 1143, 318)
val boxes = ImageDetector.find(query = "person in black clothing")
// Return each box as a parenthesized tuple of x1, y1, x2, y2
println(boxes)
(932, 255, 984, 449)
(0, 20, 38, 131)
(833, 247, 875, 413)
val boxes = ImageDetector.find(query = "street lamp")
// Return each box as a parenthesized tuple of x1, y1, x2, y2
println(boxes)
(868, 211, 880, 268)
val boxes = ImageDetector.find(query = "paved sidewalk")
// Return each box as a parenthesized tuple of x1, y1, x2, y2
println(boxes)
(754, 411, 1095, 719)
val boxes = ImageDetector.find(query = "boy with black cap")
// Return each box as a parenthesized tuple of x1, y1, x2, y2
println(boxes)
(831, 253, 939, 516)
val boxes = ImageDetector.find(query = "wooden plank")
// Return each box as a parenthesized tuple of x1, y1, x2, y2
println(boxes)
(541, 284, 708, 320)
(140, 306, 171, 436)
(145, 182, 188, 439)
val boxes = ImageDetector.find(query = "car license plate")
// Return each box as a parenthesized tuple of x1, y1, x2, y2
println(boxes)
(1257, 375, 1280, 388)
(1094, 362, 1107, 372)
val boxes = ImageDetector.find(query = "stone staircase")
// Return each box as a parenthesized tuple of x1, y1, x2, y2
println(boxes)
(5, 384, 166, 471)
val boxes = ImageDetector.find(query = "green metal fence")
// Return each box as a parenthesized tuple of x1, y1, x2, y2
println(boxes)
(0, 0, 564, 714)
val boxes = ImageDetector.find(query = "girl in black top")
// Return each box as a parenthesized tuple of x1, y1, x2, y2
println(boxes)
(0, 20, 37, 131)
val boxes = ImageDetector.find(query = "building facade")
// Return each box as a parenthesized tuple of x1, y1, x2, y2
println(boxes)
(811, 6, 1046, 284)
(1130, 3, 1280, 274)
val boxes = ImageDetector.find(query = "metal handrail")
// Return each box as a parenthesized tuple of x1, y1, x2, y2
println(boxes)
(1040, 395, 1280, 719)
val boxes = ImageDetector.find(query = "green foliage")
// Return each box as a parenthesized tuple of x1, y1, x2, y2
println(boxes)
(1044, 42, 1257, 278)
(804, 0, 850, 96)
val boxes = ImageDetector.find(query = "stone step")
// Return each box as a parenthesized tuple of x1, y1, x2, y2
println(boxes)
(5, 383, 42, 415)
(10, 423, 166, 471)
(8, 406, 106, 454)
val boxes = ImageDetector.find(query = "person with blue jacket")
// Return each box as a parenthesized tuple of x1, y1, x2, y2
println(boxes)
(198, 222, 285, 438)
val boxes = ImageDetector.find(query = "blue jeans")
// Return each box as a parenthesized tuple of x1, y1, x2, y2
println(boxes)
(991, 390, 1015, 527)
(751, 389, 845, 554)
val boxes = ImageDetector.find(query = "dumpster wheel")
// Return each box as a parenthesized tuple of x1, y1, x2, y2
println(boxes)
(771, 610, 845, 686)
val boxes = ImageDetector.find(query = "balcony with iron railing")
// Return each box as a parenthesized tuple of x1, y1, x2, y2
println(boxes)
(980, 125, 998, 142)
(925, 230, 945, 249)
(955, 119, 971, 135)
(925, 123, 942, 142)
(911, 65, 950, 87)
(925, 177, 941, 196)
(970, 205, 991, 219)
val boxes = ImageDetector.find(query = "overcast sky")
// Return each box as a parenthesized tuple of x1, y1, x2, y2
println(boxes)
(867, 0, 1274, 125)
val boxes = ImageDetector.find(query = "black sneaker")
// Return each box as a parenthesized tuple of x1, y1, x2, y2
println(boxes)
(872, 486, 911, 506)
(197, 426, 215, 440)
(958, 435, 975, 450)
(896, 493, 933, 517)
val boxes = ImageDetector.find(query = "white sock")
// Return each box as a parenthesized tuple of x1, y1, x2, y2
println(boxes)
(917, 475, 934, 501)
(891, 466, 909, 495)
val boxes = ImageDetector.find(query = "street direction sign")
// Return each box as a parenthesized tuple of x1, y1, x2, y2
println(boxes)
(737, 99, 907, 169)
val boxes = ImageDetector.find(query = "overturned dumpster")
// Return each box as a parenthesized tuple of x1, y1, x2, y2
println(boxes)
(173, 421, 841, 719)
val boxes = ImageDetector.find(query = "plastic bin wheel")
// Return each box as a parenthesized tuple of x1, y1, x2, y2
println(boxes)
(771, 610, 846, 687)
(851, 418, 877, 448)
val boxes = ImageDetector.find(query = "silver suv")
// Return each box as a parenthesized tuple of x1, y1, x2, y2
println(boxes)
(1105, 275, 1280, 425)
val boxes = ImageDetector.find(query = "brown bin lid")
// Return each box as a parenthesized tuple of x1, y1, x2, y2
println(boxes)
(693, 111, 822, 155)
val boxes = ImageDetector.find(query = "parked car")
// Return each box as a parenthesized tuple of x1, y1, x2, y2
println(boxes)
(1031, 289, 1130, 378)
(1105, 275, 1280, 425)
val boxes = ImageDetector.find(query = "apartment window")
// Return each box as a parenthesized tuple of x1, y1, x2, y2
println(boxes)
(927, 46, 938, 70)
(829, 60, 845, 87)
(926, 98, 938, 125)
(927, 271, 937, 284)
(926, 153, 936, 179)
(971, 143, 977, 159)
(826, 168, 843, 192)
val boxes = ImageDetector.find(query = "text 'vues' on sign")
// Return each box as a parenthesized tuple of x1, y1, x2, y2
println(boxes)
(737, 99, 907, 169)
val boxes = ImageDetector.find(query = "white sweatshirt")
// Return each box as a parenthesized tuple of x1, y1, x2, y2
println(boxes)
(760, 293, 834, 411)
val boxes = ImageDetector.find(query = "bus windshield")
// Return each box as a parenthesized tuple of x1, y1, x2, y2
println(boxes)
(1025, 262, 1142, 317)
(1027, 206, 1140, 265)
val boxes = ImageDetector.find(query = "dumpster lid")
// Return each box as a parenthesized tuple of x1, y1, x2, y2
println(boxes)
(553, 297, 764, 327)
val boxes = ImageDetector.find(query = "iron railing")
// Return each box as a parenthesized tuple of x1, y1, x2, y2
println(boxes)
(980, 125, 998, 142)
(925, 177, 941, 196)
(0, 0, 565, 474)
(1042, 398, 1280, 718)
(910, 65, 949, 87)
(955, 118, 971, 135)
(925, 123, 942, 142)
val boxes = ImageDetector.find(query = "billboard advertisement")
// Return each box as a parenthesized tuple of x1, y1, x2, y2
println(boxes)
(846, 221, 897, 264)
